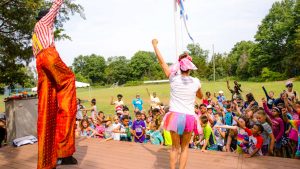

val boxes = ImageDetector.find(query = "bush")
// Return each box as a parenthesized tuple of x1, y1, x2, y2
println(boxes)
(124, 81, 143, 87)
(261, 67, 285, 81)
(247, 77, 264, 82)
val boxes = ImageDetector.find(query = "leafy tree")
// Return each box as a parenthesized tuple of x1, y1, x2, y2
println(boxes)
(73, 54, 106, 84)
(129, 51, 164, 80)
(187, 43, 209, 78)
(75, 73, 89, 83)
(226, 41, 256, 79)
(104, 56, 131, 84)
(253, 0, 299, 77)
(206, 53, 229, 80)
(0, 0, 84, 86)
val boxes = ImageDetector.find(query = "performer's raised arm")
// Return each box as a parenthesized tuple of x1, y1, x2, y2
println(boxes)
(40, 0, 64, 27)
(152, 39, 171, 78)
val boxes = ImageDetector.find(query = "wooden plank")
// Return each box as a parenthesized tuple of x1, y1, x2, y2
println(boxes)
(0, 138, 299, 169)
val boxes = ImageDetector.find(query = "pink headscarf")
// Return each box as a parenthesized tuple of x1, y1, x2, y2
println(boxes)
(170, 54, 197, 75)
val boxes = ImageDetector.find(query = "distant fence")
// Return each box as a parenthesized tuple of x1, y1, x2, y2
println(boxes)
(143, 80, 169, 84)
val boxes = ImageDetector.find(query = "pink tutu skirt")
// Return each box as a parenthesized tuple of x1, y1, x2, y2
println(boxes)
(163, 111, 202, 135)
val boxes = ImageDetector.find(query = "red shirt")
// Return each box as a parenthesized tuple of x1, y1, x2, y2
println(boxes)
(32, 0, 63, 56)
(245, 128, 263, 150)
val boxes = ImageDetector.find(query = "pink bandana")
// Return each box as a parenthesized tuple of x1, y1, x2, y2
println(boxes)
(170, 55, 197, 75)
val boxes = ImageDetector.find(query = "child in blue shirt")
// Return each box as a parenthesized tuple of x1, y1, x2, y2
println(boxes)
(214, 91, 226, 107)
(224, 104, 233, 126)
(147, 122, 164, 145)
(132, 94, 144, 111)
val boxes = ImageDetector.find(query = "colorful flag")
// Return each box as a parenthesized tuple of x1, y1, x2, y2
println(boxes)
(176, 0, 194, 42)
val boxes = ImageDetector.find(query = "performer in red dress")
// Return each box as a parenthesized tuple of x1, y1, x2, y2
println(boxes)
(33, 0, 77, 168)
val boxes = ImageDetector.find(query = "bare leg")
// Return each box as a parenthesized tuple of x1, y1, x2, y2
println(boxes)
(179, 132, 192, 169)
(170, 131, 180, 169)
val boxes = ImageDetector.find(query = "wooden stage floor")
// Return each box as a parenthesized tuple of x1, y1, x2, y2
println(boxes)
(0, 138, 299, 169)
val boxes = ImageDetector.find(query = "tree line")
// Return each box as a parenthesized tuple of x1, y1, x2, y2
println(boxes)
(74, 0, 300, 85)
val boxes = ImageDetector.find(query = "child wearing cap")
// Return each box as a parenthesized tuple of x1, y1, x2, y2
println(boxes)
(214, 91, 226, 108)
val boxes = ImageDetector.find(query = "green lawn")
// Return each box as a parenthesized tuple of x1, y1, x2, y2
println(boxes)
(1, 81, 299, 115)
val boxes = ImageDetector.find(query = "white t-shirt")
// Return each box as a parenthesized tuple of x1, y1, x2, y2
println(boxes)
(286, 90, 298, 101)
(114, 100, 124, 107)
(150, 96, 160, 109)
(112, 123, 121, 141)
(91, 105, 97, 120)
(76, 105, 83, 120)
(169, 75, 201, 115)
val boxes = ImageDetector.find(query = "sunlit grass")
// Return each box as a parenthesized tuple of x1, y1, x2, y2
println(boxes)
(1, 81, 299, 116)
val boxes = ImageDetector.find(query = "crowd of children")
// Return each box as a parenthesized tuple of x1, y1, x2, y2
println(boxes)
(74, 81, 300, 159)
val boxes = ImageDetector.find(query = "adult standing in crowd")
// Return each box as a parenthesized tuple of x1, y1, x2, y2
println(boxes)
(152, 39, 203, 169)
(32, 0, 77, 168)
(146, 88, 161, 110)
(111, 94, 125, 111)
(285, 81, 298, 102)
(132, 94, 144, 111)
(76, 98, 84, 121)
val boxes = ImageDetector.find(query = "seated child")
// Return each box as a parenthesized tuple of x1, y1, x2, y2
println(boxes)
(77, 119, 97, 138)
(97, 111, 105, 124)
(233, 114, 264, 157)
(216, 115, 250, 154)
(243, 124, 264, 157)
(104, 116, 114, 141)
(200, 115, 217, 152)
(120, 115, 132, 142)
(95, 119, 105, 139)
(112, 115, 121, 141)
(146, 122, 164, 145)
(213, 113, 226, 151)
(132, 111, 146, 143)
(88, 117, 96, 129)
(282, 101, 300, 159)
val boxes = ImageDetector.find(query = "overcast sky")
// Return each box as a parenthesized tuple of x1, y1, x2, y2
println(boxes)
(54, 0, 280, 66)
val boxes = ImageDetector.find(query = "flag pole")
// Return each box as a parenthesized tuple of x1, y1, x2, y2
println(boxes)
(174, 0, 180, 59)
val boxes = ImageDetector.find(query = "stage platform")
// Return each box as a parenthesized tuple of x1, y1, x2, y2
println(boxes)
(0, 138, 299, 169)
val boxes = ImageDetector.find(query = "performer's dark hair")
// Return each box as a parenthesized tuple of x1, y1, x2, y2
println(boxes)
(36, 9, 50, 21)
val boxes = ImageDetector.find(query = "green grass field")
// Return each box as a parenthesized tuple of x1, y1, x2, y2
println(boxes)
(1, 81, 299, 115)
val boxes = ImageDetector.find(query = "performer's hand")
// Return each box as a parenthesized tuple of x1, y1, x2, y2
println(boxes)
(152, 39, 158, 47)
